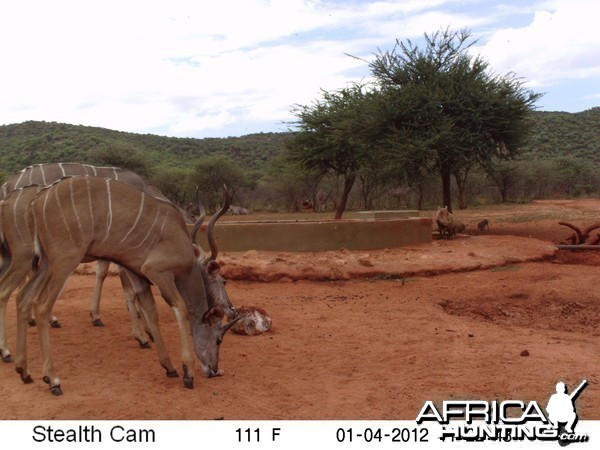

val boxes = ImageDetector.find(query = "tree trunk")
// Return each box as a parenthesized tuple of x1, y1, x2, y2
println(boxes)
(334, 174, 356, 219)
(440, 162, 453, 213)
(416, 184, 424, 210)
(500, 184, 508, 203)
(453, 167, 470, 210)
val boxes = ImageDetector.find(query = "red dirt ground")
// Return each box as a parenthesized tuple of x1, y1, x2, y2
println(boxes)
(0, 199, 598, 420)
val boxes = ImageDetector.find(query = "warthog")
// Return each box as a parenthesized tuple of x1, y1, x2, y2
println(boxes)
(434, 206, 465, 239)
(446, 221, 466, 237)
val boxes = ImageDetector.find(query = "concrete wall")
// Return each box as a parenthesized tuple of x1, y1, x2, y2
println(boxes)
(193, 217, 432, 252)
(356, 210, 420, 219)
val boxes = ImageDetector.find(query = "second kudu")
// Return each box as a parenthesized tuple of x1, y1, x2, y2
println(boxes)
(15, 176, 238, 395)
(0, 185, 209, 361)
(0, 162, 197, 328)
(0, 186, 161, 361)
(1, 163, 234, 360)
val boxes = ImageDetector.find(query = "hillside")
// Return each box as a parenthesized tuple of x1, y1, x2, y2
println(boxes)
(1, 108, 599, 193)
(526, 107, 600, 162)
(0, 120, 294, 176)
(2, 108, 600, 176)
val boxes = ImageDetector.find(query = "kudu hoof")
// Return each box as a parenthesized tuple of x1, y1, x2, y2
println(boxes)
(28, 319, 36, 327)
(165, 368, 179, 378)
(92, 319, 104, 327)
(1, 353, 13, 363)
(135, 338, 151, 349)
(50, 320, 62, 329)
(50, 386, 63, 396)
(16, 367, 33, 384)
(43, 376, 63, 395)
(183, 378, 194, 389)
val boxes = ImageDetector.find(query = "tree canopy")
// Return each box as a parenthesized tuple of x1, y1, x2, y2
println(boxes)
(288, 27, 542, 215)
(288, 83, 377, 218)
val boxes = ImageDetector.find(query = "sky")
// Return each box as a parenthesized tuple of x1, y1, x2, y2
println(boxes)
(1, 0, 599, 139)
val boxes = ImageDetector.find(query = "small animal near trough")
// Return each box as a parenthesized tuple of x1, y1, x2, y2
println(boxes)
(192, 216, 432, 252)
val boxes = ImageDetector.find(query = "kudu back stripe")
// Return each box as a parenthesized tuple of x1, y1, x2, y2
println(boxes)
(103, 178, 113, 243)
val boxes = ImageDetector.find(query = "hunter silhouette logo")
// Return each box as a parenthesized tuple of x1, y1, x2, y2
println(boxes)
(546, 379, 588, 446)
(416, 379, 590, 444)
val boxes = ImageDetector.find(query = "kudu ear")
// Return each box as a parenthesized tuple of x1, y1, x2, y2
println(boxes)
(206, 259, 220, 276)
(192, 243, 204, 259)
(202, 305, 224, 326)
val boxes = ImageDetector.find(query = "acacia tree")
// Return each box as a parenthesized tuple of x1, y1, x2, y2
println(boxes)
(369, 28, 542, 211)
(191, 154, 247, 212)
(92, 144, 155, 179)
(151, 167, 195, 206)
(288, 83, 377, 219)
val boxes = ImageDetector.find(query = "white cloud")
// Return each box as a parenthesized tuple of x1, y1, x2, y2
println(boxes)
(0, 0, 598, 137)
(477, 0, 600, 87)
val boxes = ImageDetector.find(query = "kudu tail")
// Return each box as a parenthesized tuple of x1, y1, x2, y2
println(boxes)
(0, 230, 8, 260)
(0, 230, 10, 276)
(32, 233, 44, 272)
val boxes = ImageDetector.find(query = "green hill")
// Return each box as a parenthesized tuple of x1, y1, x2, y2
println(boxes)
(1, 108, 599, 208)
(0, 120, 293, 176)
(2, 108, 599, 177)
(525, 107, 600, 162)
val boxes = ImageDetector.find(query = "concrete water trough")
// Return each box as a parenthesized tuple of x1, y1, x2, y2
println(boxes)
(356, 210, 420, 219)
(193, 216, 432, 252)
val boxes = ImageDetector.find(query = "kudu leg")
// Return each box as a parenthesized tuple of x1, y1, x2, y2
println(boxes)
(0, 253, 35, 363)
(34, 264, 80, 395)
(22, 253, 81, 395)
(89, 260, 110, 327)
(117, 267, 151, 349)
(0, 294, 11, 362)
(0, 275, 19, 363)
(28, 310, 61, 328)
(24, 265, 60, 329)
(34, 298, 63, 395)
(142, 269, 196, 389)
(92, 263, 152, 348)
(14, 299, 32, 383)
(123, 270, 178, 376)
(14, 261, 51, 384)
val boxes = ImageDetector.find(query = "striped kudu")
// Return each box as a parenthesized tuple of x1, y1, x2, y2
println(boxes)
(0, 186, 157, 362)
(0, 163, 203, 330)
(15, 176, 237, 395)
(2, 163, 147, 195)
(0, 186, 45, 362)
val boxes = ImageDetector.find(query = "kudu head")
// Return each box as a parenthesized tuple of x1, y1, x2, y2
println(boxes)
(190, 185, 239, 377)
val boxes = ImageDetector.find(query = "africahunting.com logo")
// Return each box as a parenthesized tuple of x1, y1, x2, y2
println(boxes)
(416, 380, 589, 445)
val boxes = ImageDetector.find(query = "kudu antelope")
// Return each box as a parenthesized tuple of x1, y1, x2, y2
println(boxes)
(15, 177, 238, 394)
(0, 185, 161, 360)
(1, 162, 148, 195)
(0, 186, 46, 362)
(0, 162, 196, 329)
